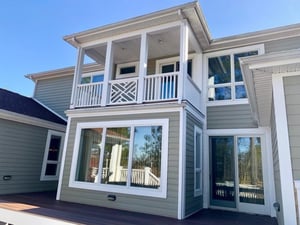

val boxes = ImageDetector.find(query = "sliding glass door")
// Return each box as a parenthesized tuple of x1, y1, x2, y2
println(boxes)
(210, 135, 267, 214)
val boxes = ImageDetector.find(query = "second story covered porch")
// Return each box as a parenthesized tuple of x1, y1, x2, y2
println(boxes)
(64, 2, 210, 111)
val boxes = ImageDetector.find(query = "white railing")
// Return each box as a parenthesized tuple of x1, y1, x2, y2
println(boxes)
(75, 82, 103, 107)
(144, 72, 179, 102)
(109, 78, 138, 104)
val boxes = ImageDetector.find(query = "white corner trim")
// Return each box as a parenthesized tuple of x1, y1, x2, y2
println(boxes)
(0, 109, 66, 132)
(56, 117, 72, 200)
(272, 74, 297, 225)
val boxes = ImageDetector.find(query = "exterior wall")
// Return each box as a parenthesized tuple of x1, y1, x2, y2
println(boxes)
(34, 75, 73, 119)
(265, 36, 300, 54)
(60, 111, 180, 218)
(0, 119, 57, 194)
(184, 111, 203, 217)
(207, 104, 258, 129)
(271, 103, 284, 225)
(284, 75, 300, 179)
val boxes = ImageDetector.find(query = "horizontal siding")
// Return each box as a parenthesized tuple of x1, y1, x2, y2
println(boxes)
(265, 36, 300, 53)
(185, 111, 203, 217)
(34, 75, 73, 119)
(207, 104, 257, 129)
(284, 76, 300, 179)
(60, 112, 180, 218)
(0, 119, 57, 194)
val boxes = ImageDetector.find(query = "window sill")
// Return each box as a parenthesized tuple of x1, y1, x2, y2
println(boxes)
(207, 99, 249, 107)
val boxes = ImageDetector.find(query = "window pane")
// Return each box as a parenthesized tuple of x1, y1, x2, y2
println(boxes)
(47, 135, 61, 161)
(210, 136, 236, 207)
(120, 66, 135, 74)
(208, 55, 231, 85)
(101, 128, 130, 186)
(234, 51, 258, 82)
(45, 163, 57, 176)
(131, 126, 162, 189)
(81, 77, 91, 84)
(92, 74, 104, 82)
(195, 171, 201, 189)
(238, 137, 264, 205)
(195, 133, 201, 168)
(162, 64, 175, 73)
(76, 128, 102, 183)
(208, 87, 231, 101)
(235, 85, 247, 99)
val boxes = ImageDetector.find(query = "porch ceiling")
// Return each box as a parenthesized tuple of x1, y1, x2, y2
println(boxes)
(240, 49, 300, 126)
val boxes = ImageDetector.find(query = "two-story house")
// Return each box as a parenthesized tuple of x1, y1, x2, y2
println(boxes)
(21, 2, 300, 225)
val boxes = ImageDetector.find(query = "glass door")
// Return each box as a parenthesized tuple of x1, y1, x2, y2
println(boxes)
(210, 135, 267, 214)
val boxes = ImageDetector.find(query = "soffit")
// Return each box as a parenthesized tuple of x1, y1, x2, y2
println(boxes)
(241, 49, 300, 126)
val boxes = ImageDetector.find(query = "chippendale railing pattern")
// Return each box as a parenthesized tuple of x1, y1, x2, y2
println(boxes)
(109, 78, 138, 104)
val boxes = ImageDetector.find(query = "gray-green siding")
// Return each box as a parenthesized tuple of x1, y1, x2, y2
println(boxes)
(265, 36, 300, 54)
(271, 104, 284, 225)
(185, 111, 203, 217)
(34, 75, 73, 119)
(284, 75, 300, 180)
(207, 104, 257, 129)
(0, 119, 57, 194)
(60, 111, 180, 218)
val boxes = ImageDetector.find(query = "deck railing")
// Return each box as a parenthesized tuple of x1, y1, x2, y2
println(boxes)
(73, 72, 196, 108)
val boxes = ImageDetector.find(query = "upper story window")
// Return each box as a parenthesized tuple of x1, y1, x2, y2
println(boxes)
(116, 62, 139, 79)
(206, 45, 264, 104)
(156, 56, 193, 77)
(81, 71, 104, 84)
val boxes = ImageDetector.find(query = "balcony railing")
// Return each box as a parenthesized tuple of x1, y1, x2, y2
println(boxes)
(73, 72, 197, 108)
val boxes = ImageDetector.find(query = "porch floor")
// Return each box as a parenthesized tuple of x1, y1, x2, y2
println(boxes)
(0, 192, 278, 225)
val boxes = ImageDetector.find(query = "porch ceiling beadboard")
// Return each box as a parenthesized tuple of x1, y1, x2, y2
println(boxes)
(240, 49, 300, 126)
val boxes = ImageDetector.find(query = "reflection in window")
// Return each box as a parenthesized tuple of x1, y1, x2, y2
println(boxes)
(131, 126, 162, 189)
(101, 128, 130, 186)
(76, 128, 102, 183)
(208, 50, 258, 102)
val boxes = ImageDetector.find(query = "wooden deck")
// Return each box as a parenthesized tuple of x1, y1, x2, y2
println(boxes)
(0, 192, 278, 225)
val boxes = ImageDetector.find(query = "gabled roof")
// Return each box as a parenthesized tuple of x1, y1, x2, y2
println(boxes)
(0, 88, 67, 126)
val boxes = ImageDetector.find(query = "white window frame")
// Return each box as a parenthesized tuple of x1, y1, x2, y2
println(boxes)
(116, 61, 139, 79)
(41, 130, 65, 181)
(194, 125, 203, 197)
(81, 71, 105, 84)
(69, 119, 169, 198)
(205, 44, 265, 106)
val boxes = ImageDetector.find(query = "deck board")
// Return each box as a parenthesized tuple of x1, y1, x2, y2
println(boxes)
(0, 192, 278, 225)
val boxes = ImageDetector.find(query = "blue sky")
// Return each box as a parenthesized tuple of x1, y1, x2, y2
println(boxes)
(1, 0, 300, 97)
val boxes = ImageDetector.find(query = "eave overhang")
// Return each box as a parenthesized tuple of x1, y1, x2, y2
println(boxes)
(240, 48, 300, 126)
(63, 1, 211, 50)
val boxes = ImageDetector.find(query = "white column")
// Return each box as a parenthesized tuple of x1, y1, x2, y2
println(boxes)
(70, 47, 84, 109)
(179, 20, 189, 103)
(272, 74, 297, 225)
(137, 32, 148, 103)
(101, 41, 114, 106)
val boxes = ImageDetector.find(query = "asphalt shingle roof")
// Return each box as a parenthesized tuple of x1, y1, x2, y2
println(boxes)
(0, 88, 66, 125)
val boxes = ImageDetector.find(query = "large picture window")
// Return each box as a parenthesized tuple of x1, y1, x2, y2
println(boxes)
(70, 119, 168, 198)
(207, 45, 264, 104)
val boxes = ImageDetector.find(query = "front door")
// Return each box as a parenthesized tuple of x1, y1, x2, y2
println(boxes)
(210, 135, 268, 214)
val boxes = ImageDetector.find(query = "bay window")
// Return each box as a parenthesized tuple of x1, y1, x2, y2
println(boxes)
(70, 119, 168, 198)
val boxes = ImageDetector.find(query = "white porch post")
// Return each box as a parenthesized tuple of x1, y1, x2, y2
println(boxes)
(272, 74, 297, 225)
(70, 47, 84, 109)
(137, 32, 148, 103)
(101, 41, 114, 106)
(179, 20, 189, 103)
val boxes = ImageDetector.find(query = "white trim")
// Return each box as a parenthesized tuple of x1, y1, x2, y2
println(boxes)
(56, 117, 72, 200)
(69, 119, 169, 198)
(0, 109, 66, 132)
(204, 44, 265, 106)
(272, 74, 297, 225)
(194, 125, 203, 197)
(177, 108, 185, 219)
(40, 130, 65, 181)
(116, 61, 139, 79)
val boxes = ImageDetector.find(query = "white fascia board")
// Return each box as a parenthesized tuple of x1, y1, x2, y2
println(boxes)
(0, 109, 66, 132)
